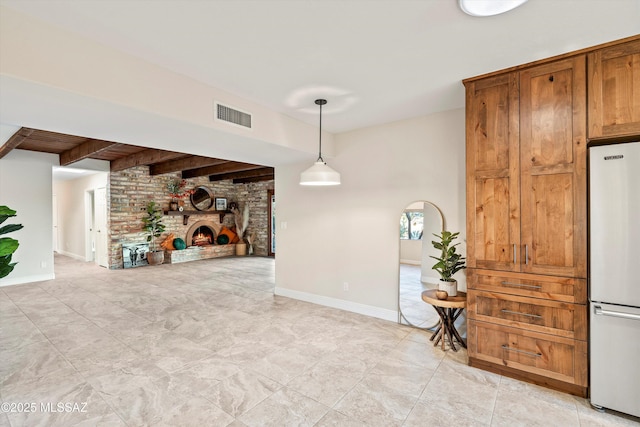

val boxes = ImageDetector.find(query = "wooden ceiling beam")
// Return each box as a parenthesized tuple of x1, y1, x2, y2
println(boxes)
(233, 174, 275, 184)
(110, 149, 185, 172)
(0, 127, 34, 159)
(59, 139, 119, 166)
(182, 161, 264, 179)
(150, 156, 227, 176)
(208, 167, 274, 182)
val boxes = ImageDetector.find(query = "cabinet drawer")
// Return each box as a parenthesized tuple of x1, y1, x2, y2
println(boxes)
(469, 269, 586, 303)
(467, 290, 587, 340)
(468, 320, 587, 387)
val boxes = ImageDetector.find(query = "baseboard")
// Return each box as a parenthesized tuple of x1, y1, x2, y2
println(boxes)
(56, 250, 86, 261)
(0, 273, 56, 287)
(274, 287, 398, 322)
(400, 259, 420, 266)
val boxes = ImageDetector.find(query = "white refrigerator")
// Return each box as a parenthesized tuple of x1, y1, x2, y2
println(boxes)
(589, 141, 640, 418)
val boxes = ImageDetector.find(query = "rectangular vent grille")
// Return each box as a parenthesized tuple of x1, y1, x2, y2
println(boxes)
(216, 102, 252, 129)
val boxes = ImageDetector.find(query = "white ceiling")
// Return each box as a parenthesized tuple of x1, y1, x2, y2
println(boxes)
(1, 0, 639, 134)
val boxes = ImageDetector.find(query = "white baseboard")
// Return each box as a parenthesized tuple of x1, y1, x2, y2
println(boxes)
(274, 287, 398, 322)
(0, 273, 56, 287)
(56, 250, 86, 261)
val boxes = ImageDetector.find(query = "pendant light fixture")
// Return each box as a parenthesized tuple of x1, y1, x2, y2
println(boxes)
(459, 0, 528, 17)
(299, 99, 341, 186)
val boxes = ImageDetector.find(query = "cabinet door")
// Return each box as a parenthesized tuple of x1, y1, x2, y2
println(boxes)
(588, 38, 640, 139)
(519, 57, 587, 278)
(465, 74, 520, 272)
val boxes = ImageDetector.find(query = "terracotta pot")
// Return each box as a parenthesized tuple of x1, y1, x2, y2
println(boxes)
(147, 250, 165, 265)
(235, 243, 247, 256)
(438, 279, 457, 297)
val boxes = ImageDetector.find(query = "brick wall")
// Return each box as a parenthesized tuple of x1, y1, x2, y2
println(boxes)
(108, 166, 273, 269)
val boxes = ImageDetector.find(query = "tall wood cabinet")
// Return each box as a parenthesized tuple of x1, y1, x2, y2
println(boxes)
(465, 35, 639, 397)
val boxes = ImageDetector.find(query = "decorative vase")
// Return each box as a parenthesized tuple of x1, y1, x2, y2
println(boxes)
(435, 290, 449, 300)
(235, 243, 247, 256)
(147, 250, 165, 265)
(438, 279, 457, 297)
(170, 200, 178, 211)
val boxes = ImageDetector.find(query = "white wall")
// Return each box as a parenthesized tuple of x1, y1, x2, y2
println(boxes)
(400, 239, 421, 265)
(53, 173, 108, 261)
(275, 108, 466, 320)
(0, 149, 57, 286)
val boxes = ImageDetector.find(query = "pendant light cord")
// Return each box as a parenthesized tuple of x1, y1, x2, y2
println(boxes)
(317, 101, 324, 162)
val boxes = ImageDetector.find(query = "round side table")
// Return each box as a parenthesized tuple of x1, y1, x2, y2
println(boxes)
(421, 290, 467, 352)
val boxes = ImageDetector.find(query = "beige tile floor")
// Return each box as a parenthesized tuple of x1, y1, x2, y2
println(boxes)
(0, 254, 638, 426)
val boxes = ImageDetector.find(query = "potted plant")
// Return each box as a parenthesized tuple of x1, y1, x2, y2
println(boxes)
(0, 205, 24, 279)
(430, 230, 466, 297)
(142, 201, 166, 265)
(167, 179, 193, 211)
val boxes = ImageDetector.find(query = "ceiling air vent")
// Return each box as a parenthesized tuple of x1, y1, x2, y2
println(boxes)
(214, 101, 252, 129)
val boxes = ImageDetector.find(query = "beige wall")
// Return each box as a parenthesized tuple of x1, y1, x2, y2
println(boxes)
(0, 149, 57, 286)
(274, 108, 466, 320)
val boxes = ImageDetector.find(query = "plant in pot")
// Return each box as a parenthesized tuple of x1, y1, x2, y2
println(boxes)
(0, 205, 24, 279)
(142, 201, 166, 265)
(430, 230, 466, 297)
(167, 179, 192, 211)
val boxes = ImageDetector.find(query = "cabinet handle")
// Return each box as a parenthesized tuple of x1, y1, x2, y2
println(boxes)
(501, 345, 542, 358)
(500, 281, 542, 290)
(513, 244, 517, 264)
(525, 245, 529, 265)
(501, 309, 542, 319)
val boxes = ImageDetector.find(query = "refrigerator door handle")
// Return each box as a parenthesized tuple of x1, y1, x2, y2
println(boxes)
(594, 305, 640, 321)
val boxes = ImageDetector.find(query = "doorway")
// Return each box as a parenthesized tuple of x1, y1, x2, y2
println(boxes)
(84, 187, 108, 267)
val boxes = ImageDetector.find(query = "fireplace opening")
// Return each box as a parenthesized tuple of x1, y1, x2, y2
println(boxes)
(192, 226, 215, 246)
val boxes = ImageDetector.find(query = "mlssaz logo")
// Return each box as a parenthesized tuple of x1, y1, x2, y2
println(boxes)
(604, 155, 624, 160)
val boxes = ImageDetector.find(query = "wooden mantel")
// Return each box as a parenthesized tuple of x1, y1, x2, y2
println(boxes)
(163, 210, 232, 225)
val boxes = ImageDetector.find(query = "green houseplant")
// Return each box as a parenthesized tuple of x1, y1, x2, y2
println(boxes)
(0, 206, 23, 279)
(430, 230, 466, 297)
(142, 201, 166, 265)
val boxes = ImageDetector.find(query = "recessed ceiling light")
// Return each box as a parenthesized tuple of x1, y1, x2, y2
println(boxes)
(459, 0, 528, 17)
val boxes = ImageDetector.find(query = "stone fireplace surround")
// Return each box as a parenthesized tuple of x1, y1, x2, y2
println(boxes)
(165, 218, 237, 264)
(186, 220, 221, 246)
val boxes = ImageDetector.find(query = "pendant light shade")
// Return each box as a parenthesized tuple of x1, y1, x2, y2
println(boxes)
(459, 0, 528, 16)
(300, 99, 341, 186)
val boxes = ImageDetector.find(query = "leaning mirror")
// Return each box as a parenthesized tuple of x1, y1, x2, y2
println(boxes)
(190, 186, 214, 211)
(398, 200, 444, 328)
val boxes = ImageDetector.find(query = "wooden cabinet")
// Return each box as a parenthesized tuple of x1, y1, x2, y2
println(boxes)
(588, 38, 640, 139)
(465, 73, 520, 273)
(464, 51, 595, 398)
(466, 57, 587, 279)
(468, 320, 588, 393)
(519, 57, 587, 278)
(466, 270, 588, 395)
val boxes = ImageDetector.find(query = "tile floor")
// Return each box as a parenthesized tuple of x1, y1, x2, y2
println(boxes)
(1, 255, 638, 426)
(399, 264, 441, 329)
